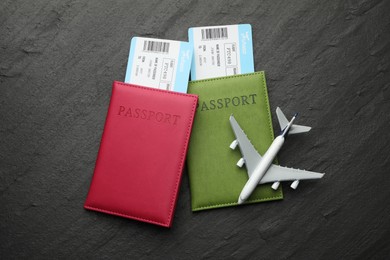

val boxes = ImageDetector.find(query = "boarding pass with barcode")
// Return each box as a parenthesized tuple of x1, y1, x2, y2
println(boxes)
(188, 24, 254, 80)
(125, 37, 193, 93)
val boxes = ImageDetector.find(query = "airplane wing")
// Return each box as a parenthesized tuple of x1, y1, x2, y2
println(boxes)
(259, 164, 324, 184)
(229, 115, 262, 175)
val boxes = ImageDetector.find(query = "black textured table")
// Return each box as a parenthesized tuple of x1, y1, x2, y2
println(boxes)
(1, 1, 390, 259)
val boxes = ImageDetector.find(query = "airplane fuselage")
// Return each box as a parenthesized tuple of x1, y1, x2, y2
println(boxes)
(238, 135, 285, 204)
(238, 114, 297, 204)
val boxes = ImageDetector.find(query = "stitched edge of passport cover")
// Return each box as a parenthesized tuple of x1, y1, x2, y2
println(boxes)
(187, 72, 283, 211)
(84, 82, 198, 227)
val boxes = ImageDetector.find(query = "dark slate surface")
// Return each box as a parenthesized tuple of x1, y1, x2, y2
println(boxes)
(1, 0, 390, 259)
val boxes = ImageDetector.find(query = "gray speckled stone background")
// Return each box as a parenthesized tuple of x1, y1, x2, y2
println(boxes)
(1, 0, 390, 258)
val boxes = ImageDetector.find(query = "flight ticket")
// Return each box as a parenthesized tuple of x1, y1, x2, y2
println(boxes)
(125, 37, 193, 93)
(188, 24, 254, 80)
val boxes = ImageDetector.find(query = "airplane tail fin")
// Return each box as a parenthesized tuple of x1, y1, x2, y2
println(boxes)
(276, 107, 311, 135)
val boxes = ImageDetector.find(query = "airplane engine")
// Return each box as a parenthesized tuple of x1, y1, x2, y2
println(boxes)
(290, 180, 300, 189)
(230, 140, 238, 150)
(236, 158, 245, 167)
(271, 181, 280, 190)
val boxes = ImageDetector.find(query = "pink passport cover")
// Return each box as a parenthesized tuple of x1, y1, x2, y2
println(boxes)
(84, 81, 198, 227)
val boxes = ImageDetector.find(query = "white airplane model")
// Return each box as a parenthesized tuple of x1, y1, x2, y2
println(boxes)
(229, 107, 324, 204)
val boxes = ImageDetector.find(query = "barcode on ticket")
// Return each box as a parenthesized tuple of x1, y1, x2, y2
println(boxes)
(201, 27, 228, 40)
(143, 40, 170, 53)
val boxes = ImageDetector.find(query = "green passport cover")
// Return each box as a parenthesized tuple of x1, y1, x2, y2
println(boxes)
(187, 72, 283, 211)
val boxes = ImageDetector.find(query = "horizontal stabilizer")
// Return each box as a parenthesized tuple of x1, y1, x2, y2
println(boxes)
(276, 107, 289, 131)
(276, 107, 311, 135)
(289, 124, 311, 134)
